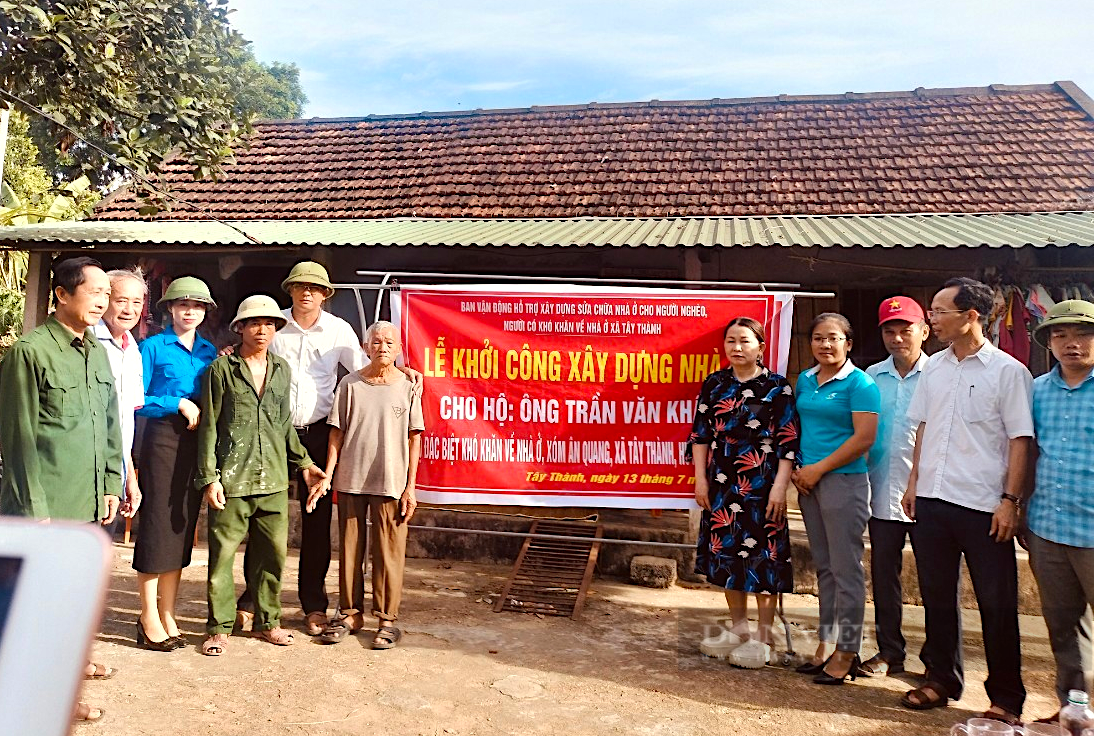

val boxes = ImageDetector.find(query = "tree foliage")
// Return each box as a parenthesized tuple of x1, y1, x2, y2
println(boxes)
(235, 56, 308, 121)
(0, 0, 254, 196)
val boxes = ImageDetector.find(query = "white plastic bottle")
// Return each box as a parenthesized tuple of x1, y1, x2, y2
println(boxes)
(1061, 689, 1094, 736)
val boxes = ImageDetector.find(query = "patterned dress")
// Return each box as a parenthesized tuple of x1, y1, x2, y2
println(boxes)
(687, 368, 800, 593)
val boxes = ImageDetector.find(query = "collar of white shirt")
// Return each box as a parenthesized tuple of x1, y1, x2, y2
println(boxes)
(280, 308, 332, 334)
(92, 319, 130, 349)
(874, 352, 928, 379)
(940, 339, 999, 365)
(804, 359, 857, 382)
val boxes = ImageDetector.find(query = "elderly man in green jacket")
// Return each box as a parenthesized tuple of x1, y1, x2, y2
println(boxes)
(196, 295, 325, 655)
(0, 256, 124, 725)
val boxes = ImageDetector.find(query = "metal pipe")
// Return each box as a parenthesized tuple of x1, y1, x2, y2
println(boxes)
(354, 269, 799, 289)
(336, 281, 834, 299)
(372, 272, 392, 324)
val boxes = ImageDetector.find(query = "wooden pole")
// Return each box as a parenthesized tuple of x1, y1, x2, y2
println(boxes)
(22, 251, 51, 333)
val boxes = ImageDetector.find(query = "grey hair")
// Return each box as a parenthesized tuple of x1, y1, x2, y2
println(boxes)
(364, 320, 400, 344)
(106, 267, 149, 297)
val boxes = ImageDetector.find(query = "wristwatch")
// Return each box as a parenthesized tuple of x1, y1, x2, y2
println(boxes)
(1001, 493, 1023, 507)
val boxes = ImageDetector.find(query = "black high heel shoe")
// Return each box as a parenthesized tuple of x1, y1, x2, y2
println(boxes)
(813, 654, 861, 685)
(168, 635, 187, 649)
(796, 653, 831, 675)
(136, 620, 178, 652)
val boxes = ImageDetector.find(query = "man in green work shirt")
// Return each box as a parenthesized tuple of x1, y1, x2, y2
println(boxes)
(0, 256, 124, 725)
(0, 255, 123, 521)
(196, 295, 325, 656)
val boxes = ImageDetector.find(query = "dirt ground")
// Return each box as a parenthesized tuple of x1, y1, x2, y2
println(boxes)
(84, 543, 1061, 736)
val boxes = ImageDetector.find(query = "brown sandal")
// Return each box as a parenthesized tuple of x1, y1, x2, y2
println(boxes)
(901, 682, 949, 710)
(201, 633, 229, 656)
(981, 709, 1022, 726)
(304, 612, 328, 636)
(73, 701, 106, 724)
(258, 627, 295, 646)
(372, 625, 402, 650)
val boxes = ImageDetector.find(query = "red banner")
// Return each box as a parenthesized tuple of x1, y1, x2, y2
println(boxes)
(392, 285, 793, 508)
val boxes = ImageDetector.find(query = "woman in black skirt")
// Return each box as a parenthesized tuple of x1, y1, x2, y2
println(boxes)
(134, 277, 218, 650)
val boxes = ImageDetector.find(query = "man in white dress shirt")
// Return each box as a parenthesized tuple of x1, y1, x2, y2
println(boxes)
(862, 296, 929, 677)
(899, 277, 1033, 724)
(93, 268, 147, 525)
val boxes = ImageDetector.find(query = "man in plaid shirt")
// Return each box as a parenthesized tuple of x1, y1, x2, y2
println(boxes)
(1025, 299, 1094, 725)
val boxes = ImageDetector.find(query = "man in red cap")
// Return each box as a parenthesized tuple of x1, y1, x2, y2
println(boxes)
(860, 296, 930, 676)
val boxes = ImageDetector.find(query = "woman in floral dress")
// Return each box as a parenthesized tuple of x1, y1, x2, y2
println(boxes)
(688, 317, 799, 666)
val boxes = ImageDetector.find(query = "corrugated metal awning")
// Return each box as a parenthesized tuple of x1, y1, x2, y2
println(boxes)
(2, 212, 1094, 249)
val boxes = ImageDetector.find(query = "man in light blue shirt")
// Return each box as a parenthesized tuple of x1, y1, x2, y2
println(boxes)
(862, 296, 929, 676)
(1026, 300, 1094, 724)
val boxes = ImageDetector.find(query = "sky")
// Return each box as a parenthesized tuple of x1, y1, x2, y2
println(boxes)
(227, 0, 1094, 119)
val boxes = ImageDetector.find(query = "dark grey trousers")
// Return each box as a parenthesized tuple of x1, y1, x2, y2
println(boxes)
(798, 472, 870, 653)
(1028, 531, 1094, 706)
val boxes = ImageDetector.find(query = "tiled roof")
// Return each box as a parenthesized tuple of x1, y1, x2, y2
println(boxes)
(95, 83, 1094, 221)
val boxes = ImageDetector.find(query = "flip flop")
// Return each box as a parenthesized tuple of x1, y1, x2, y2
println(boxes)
(258, 627, 295, 646)
(201, 633, 229, 656)
(901, 682, 949, 711)
(372, 625, 402, 650)
(84, 662, 118, 680)
(73, 702, 105, 725)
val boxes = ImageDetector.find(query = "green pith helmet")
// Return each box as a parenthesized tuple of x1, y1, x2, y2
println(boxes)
(156, 276, 216, 310)
(1033, 299, 1094, 347)
(230, 294, 288, 333)
(281, 261, 334, 296)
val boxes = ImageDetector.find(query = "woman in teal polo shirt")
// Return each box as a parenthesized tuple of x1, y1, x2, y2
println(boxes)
(792, 312, 879, 685)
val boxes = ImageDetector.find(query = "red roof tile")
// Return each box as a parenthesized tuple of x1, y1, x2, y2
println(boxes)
(95, 83, 1094, 221)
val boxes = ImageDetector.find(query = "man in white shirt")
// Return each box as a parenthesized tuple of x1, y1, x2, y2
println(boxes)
(93, 268, 147, 525)
(862, 296, 929, 677)
(899, 277, 1033, 725)
(262, 262, 368, 635)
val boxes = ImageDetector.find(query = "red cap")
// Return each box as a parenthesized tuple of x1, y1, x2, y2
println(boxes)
(878, 296, 925, 326)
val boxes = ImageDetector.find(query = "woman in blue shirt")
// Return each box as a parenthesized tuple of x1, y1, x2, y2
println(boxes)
(793, 313, 879, 685)
(133, 277, 218, 651)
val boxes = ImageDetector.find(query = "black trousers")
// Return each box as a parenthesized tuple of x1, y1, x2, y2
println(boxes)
(911, 498, 1025, 715)
(868, 516, 915, 664)
(238, 422, 333, 616)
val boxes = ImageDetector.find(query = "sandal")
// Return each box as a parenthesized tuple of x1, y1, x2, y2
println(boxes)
(860, 654, 904, 676)
(901, 682, 950, 710)
(73, 702, 105, 724)
(981, 709, 1022, 727)
(372, 625, 402, 650)
(233, 609, 255, 633)
(304, 611, 328, 636)
(201, 633, 229, 656)
(84, 662, 118, 680)
(258, 627, 295, 646)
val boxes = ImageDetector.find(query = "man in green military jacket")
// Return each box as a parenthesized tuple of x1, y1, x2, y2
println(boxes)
(0, 256, 124, 725)
(0, 256, 123, 522)
(196, 295, 325, 656)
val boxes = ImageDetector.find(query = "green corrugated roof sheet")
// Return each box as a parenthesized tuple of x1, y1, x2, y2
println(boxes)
(2, 213, 1094, 249)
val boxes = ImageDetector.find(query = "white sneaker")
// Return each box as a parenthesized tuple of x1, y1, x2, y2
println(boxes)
(699, 629, 745, 658)
(728, 639, 771, 669)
